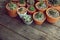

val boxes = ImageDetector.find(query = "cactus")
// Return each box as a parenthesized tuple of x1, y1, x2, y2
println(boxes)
(8, 2, 17, 10)
(35, 12, 45, 20)
(28, 6, 35, 11)
(27, 0, 35, 5)
(48, 9, 60, 18)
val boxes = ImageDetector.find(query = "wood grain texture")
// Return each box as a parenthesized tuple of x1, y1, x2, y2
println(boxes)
(0, 13, 58, 40)
(0, 25, 27, 40)
(31, 22, 60, 40)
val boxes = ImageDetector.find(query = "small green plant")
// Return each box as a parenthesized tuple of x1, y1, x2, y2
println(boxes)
(23, 15, 32, 22)
(35, 12, 44, 20)
(48, 0, 60, 5)
(19, 0, 25, 4)
(27, 0, 35, 5)
(19, 8, 23, 12)
(39, 2, 44, 6)
(29, 6, 35, 11)
(48, 9, 59, 18)
(38, 2, 47, 9)
(8, 2, 17, 10)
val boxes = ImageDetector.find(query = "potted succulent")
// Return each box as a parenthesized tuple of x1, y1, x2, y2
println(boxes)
(27, 5, 36, 15)
(6, 2, 18, 17)
(36, 0, 46, 2)
(46, 0, 60, 7)
(17, 0, 26, 7)
(33, 11, 46, 25)
(17, 7, 27, 18)
(22, 14, 33, 25)
(11, 0, 19, 2)
(46, 8, 60, 23)
(35, 2, 48, 12)
(27, 0, 35, 6)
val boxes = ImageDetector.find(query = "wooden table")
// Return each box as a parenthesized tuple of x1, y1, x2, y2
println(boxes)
(0, 0, 60, 40)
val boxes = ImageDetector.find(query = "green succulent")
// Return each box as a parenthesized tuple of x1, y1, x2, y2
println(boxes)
(8, 2, 17, 10)
(48, 0, 60, 6)
(27, 0, 35, 5)
(38, 2, 47, 9)
(29, 6, 35, 11)
(23, 15, 32, 22)
(19, 8, 23, 12)
(48, 9, 60, 18)
(35, 12, 44, 20)
(19, 0, 25, 4)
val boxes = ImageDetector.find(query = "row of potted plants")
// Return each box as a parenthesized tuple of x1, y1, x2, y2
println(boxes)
(6, 0, 60, 25)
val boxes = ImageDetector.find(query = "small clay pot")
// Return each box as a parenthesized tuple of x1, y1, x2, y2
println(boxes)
(33, 12, 46, 25)
(6, 3, 18, 17)
(46, 8, 60, 23)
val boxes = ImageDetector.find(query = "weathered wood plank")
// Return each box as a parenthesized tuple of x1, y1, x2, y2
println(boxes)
(0, 25, 27, 40)
(53, 19, 60, 27)
(0, 13, 58, 40)
(31, 22, 60, 40)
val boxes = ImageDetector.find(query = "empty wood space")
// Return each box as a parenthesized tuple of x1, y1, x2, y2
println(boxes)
(0, 0, 60, 40)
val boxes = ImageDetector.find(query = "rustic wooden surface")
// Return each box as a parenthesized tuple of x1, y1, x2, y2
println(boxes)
(0, 0, 60, 40)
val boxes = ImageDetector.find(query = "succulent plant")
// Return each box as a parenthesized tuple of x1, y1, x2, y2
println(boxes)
(19, 8, 23, 12)
(38, 2, 47, 9)
(48, 0, 60, 6)
(8, 2, 17, 10)
(28, 6, 35, 11)
(19, 0, 25, 4)
(35, 12, 45, 20)
(48, 9, 60, 18)
(22, 14, 33, 25)
(27, 0, 35, 5)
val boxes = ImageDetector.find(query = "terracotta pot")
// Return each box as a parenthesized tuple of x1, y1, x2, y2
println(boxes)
(46, 8, 60, 23)
(6, 3, 18, 17)
(27, 5, 36, 15)
(33, 12, 46, 25)
(35, 2, 48, 12)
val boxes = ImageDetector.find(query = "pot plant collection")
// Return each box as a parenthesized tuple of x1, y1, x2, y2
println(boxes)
(6, 0, 60, 25)
(46, 8, 60, 23)
(6, 2, 18, 17)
